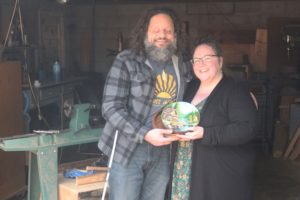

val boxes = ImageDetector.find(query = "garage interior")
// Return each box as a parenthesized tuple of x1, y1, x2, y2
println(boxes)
(0, 0, 300, 199)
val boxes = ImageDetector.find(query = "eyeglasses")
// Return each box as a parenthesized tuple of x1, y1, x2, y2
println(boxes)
(190, 55, 219, 65)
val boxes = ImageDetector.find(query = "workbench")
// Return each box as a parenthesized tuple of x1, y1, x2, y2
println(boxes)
(0, 104, 103, 200)
(22, 77, 85, 108)
(59, 173, 105, 200)
(22, 77, 86, 130)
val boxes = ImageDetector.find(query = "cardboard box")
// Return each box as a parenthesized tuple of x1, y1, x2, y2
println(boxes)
(289, 103, 300, 139)
(279, 95, 300, 124)
(272, 121, 289, 158)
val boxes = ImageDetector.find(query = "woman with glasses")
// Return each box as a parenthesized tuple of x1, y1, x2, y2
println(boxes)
(168, 36, 258, 200)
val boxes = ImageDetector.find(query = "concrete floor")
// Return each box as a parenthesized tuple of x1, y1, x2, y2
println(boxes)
(254, 154, 300, 200)
(8, 154, 300, 200)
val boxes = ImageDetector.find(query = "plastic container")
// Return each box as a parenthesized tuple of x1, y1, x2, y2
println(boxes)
(52, 60, 61, 82)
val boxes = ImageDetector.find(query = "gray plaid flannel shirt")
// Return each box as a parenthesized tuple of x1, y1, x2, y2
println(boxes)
(98, 49, 192, 166)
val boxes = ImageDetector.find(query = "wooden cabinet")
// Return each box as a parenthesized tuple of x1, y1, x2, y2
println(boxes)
(1, 46, 38, 78)
(0, 61, 25, 199)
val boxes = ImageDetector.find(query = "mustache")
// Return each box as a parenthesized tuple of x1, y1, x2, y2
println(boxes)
(144, 37, 177, 62)
(154, 37, 169, 41)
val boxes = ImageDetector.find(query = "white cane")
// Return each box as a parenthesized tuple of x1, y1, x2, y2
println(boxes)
(101, 130, 119, 200)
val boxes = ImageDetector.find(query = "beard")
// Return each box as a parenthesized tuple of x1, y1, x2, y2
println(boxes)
(144, 37, 177, 62)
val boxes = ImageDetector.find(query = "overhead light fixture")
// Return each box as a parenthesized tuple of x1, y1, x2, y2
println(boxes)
(56, 0, 69, 4)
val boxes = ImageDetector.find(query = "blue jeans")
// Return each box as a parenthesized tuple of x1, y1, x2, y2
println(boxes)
(108, 142, 170, 200)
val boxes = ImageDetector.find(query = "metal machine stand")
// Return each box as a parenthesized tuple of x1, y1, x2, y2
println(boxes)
(0, 103, 102, 200)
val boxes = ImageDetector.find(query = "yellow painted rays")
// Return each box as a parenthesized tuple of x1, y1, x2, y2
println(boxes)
(155, 70, 177, 99)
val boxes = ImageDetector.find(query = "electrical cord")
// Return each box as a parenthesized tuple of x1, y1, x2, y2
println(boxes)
(4, 0, 51, 129)
(3, 0, 25, 49)
(26, 72, 51, 129)
(3, 0, 18, 49)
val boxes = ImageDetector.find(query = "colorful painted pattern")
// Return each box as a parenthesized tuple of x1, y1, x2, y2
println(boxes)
(171, 100, 206, 200)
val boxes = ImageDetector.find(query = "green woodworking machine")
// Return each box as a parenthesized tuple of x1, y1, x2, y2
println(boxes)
(0, 103, 103, 200)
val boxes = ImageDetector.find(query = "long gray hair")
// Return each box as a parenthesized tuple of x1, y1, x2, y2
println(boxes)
(129, 7, 189, 58)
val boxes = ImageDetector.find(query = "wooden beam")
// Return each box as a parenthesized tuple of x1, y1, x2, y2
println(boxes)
(76, 171, 107, 186)
(69, 0, 300, 5)
(283, 125, 300, 159)
(86, 166, 108, 171)
(289, 137, 300, 160)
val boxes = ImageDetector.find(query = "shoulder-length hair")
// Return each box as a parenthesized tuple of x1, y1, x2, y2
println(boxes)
(129, 7, 188, 57)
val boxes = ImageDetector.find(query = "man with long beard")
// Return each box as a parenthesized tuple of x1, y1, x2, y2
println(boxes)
(98, 7, 192, 200)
